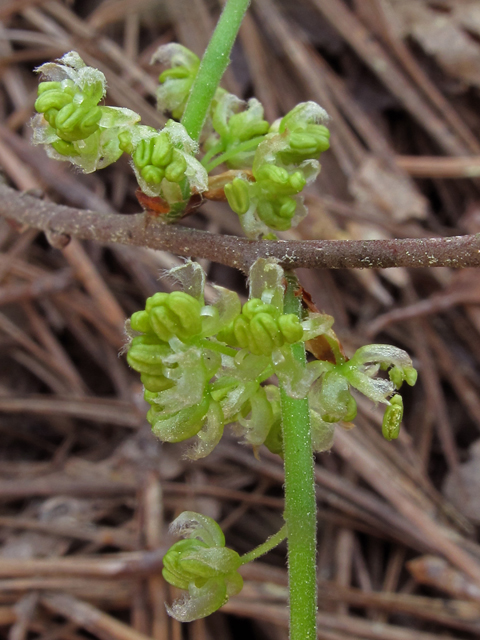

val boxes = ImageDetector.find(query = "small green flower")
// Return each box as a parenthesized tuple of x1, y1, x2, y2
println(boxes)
(382, 394, 403, 441)
(129, 120, 208, 200)
(151, 44, 200, 119)
(208, 93, 270, 168)
(32, 52, 141, 173)
(162, 512, 243, 622)
(277, 101, 330, 165)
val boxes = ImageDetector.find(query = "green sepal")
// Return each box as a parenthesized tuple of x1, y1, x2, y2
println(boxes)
(140, 373, 174, 392)
(148, 395, 210, 442)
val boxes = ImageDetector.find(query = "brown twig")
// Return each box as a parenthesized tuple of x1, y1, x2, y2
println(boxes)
(0, 185, 479, 273)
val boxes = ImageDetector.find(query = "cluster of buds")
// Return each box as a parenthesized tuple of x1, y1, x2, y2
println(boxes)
(150, 43, 331, 237)
(162, 512, 243, 621)
(206, 93, 270, 169)
(32, 52, 141, 173)
(126, 259, 332, 458)
(125, 120, 208, 201)
(126, 259, 417, 458)
(32, 52, 207, 208)
(217, 297, 304, 356)
(151, 44, 200, 119)
(224, 102, 330, 237)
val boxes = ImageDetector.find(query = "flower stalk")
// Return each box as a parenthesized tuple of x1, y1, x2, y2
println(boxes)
(280, 273, 317, 640)
(181, 0, 251, 142)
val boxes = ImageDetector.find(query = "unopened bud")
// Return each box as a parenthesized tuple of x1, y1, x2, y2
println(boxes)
(382, 395, 403, 441)
(151, 132, 173, 167)
(133, 138, 154, 169)
(141, 165, 165, 185)
(165, 149, 187, 183)
(225, 178, 250, 216)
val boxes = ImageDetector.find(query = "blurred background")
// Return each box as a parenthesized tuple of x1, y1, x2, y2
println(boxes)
(1, 0, 480, 638)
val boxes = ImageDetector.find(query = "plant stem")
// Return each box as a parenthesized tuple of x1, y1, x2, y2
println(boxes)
(181, 0, 251, 142)
(204, 135, 264, 172)
(280, 272, 317, 640)
(201, 141, 224, 167)
(240, 524, 287, 565)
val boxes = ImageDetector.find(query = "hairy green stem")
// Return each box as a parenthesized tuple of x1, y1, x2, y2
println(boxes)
(281, 273, 317, 640)
(240, 524, 287, 565)
(181, 0, 251, 142)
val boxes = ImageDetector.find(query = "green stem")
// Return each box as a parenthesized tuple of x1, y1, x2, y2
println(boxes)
(181, 0, 251, 142)
(204, 135, 264, 172)
(201, 141, 225, 167)
(280, 273, 317, 640)
(240, 524, 287, 565)
(197, 338, 238, 358)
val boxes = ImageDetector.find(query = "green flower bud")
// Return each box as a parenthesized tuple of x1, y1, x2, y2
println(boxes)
(140, 373, 174, 392)
(277, 197, 297, 220)
(405, 367, 418, 386)
(133, 137, 154, 168)
(250, 313, 283, 354)
(51, 139, 78, 156)
(159, 66, 192, 82)
(55, 103, 102, 142)
(141, 165, 165, 185)
(382, 395, 403, 441)
(130, 310, 151, 333)
(256, 201, 291, 231)
(289, 131, 319, 151)
(118, 130, 133, 154)
(148, 291, 202, 342)
(162, 538, 208, 590)
(228, 109, 269, 143)
(278, 314, 303, 343)
(162, 512, 243, 622)
(35, 90, 73, 114)
(389, 366, 404, 389)
(151, 132, 173, 167)
(232, 316, 253, 351)
(288, 171, 307, 192)
(389, 364, 418, 389)
(126, 340, 170, 375)
(164, 149, 187, 183)
(256, 164, 289, 185)
(44, 108, 58, 127)
(37, 81, 63, 95)
(242, 298, 276, 320)
(224, 178, 250, 215)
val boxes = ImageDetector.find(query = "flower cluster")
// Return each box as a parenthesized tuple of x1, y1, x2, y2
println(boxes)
(162, 511, 243, 621)
(32, 52, 207, 209)
(224, 102, 330, 237)
(33, 49, 331, 236)
(127, 259, 331, 458)
(126, 258, 416, 457)
(152, 44, 331, 237)
(32, 51, 140, 173)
